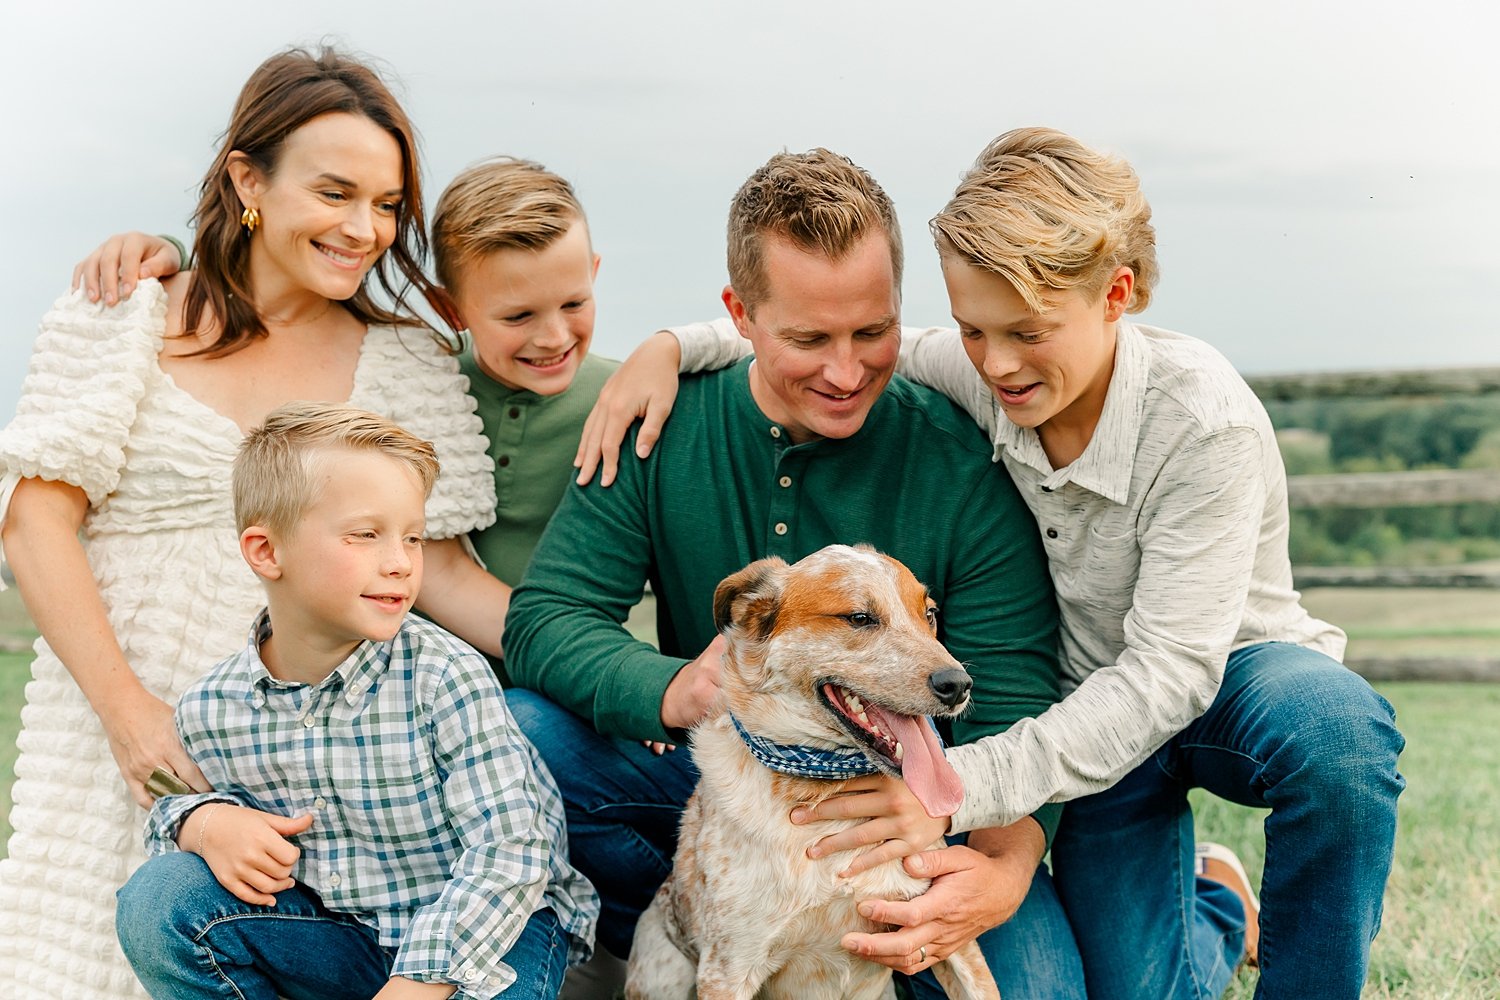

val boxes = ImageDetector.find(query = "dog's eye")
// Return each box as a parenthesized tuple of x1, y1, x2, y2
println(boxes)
(925, 606, 939, 629)
(842, 612, 878, 629)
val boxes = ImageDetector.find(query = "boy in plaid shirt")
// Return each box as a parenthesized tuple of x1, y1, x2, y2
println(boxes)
(115, 403, 597, 1000)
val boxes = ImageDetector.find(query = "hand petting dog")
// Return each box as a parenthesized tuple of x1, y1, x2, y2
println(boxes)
(843, 821, 1044, 976)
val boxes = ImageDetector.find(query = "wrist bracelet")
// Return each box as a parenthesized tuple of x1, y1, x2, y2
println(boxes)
(195, 804, 223, 857)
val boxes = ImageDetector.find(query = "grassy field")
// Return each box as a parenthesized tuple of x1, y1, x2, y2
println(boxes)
(1, 588, 1496, 996)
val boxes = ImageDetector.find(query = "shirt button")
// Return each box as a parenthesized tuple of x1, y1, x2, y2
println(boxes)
(774, 522, 788, 536)
(769, 426, 782, 439)
(508, 406, 521, 419)
(1046, 528, 1058, 539)
(313, 797, 327, 810)
(498, 455, 511, 467)
(302, 715, 315, 728)
(1041, 485, 1053, 493)
(778, 476, 791, 488)
(327, 873, 341, 888)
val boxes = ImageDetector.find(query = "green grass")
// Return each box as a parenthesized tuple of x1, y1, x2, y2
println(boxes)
(0, 652, 28, 847)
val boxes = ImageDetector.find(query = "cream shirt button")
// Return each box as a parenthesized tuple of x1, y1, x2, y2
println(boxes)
(774, 522, 788, 536)
(302, 715, 315, 728)
(769, 426, 782, 439)
(313, 797, 327, 810)
(327, 873, 341, 888)
(779, 476, 791, 488)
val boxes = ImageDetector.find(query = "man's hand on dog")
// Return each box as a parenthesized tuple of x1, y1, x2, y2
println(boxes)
(659, 634, 728, 734)
(789, 773, 950, 877)
(839, 820, 1044, 974)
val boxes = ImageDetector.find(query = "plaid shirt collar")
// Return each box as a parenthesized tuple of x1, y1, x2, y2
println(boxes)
(241, 609, 390, 709)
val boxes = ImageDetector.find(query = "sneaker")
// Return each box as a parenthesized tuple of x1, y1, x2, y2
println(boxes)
(1195, 841, 1261, 968)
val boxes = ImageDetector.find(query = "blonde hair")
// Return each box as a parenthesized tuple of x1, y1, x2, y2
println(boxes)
(931, 127, 1158, 314)
(234, 402, 439, 535)
(726, 148, 903, 314)
(431, 157, 587, 294)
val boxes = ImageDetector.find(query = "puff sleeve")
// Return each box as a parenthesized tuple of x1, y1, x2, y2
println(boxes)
(0, 284, 166, 583)
(351, 326, 496, 541)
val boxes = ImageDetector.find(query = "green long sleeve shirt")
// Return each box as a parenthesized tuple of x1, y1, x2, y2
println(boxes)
(505, 358, 1064, 839)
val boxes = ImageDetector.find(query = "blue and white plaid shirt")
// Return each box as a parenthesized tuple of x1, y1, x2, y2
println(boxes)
(146, 612, 598, 999)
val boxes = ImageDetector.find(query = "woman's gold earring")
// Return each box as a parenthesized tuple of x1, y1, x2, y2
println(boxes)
(240, 206, 260, 234)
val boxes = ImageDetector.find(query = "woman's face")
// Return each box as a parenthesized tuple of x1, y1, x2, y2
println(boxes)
(236, 112, 404, 304)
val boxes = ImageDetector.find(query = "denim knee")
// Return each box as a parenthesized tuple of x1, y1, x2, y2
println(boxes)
(1250, 652, 1405, 807)
(116, 852, 215, 968)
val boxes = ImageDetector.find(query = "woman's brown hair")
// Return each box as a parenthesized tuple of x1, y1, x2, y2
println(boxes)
(185, 46, 439, 357)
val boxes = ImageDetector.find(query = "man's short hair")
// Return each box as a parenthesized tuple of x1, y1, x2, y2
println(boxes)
(431, 157, 587, 294)
(931, 127, 1159, 314)
(726, 148, 904, 314)
(234, 402, 440, 535)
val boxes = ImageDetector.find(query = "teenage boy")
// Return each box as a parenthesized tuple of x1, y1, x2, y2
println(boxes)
(115, 402, 597, 1000)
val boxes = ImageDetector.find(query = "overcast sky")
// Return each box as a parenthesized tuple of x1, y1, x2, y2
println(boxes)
(3, 0, 1497, 421)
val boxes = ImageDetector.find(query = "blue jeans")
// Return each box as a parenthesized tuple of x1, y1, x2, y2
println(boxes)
(1051, 642, 1406, 1000)
(116, 852, 568, 999)
(507, 688, 1086, 998)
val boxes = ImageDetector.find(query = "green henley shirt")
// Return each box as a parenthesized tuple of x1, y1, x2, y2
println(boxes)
(506, 357, 1064, 840)
(459, 345, 619, 586)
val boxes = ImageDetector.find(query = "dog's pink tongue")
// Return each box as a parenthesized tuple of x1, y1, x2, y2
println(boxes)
(868, 706, 965, 818)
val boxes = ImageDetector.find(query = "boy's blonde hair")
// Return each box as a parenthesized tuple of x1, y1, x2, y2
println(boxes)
(431, 157, 587, 293)
(726, 148, 903, 315)
(234, 402, 440, 535)
(931, 127, 1159, 314)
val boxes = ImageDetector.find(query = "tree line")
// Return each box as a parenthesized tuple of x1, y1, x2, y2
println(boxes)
(1265, 396, 1500, 567)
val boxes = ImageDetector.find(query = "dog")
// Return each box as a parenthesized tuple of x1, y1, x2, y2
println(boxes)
(625, 544, 1001, 1000)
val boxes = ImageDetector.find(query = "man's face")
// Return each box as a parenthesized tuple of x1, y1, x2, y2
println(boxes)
(725, 233, 901, 444)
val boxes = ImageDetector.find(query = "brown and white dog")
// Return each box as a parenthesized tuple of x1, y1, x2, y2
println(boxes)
(625, 544, 1001, 1000)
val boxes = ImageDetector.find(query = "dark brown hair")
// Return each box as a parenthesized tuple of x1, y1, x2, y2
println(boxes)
(185, 46, 439, 357)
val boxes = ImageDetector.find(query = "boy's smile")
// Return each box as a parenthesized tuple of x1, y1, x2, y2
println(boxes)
(452, 220, 600, 396)
(257, 448, 427, 682)
(942, 258, 1128, 467)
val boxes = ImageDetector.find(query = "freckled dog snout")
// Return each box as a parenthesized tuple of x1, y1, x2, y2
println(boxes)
(928, 668, 972, 707)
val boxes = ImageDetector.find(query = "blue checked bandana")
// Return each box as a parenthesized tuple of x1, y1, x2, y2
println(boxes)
(729, 713, 882, 780)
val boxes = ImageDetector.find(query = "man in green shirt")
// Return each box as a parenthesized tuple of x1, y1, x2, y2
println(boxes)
(504, 149, 1083, 998)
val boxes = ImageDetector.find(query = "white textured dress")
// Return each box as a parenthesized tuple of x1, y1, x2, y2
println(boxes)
(0, 282, 497, 998)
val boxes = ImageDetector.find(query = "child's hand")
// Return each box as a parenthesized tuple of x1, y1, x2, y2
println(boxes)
(70, 231, 182, 306)
(574, 330, 683, 486)
(186, 804, 315, 906)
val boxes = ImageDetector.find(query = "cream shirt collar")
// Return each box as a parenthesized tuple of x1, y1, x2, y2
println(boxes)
(991, 320, 1148, 506)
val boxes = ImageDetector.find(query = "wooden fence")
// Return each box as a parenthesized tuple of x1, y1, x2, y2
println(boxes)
(1245, 365, 1500, 680)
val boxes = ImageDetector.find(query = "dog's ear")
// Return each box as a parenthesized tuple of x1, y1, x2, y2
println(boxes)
(713, 557, 786, 639)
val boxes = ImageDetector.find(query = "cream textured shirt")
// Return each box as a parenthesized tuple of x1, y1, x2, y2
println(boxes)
(671, 318, 1344, 832)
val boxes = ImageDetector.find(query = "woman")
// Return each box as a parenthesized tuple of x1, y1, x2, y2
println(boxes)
(582, 128, 1405, 1000)
(0, 48, 506, 997)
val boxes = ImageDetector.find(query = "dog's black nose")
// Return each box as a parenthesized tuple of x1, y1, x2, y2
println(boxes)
(928, 668, 972, 707)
